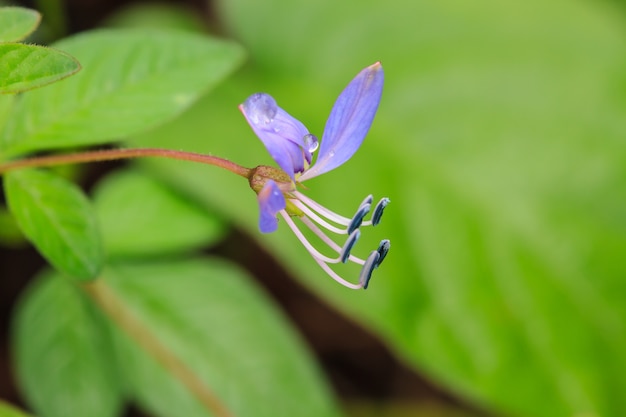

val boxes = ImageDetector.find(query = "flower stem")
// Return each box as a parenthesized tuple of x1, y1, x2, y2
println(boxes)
(0, 148, 252, 178)
(82, 279, 235, 417)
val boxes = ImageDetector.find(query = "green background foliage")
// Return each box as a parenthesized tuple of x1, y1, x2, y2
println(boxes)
(93, 170, 225, 258)
(13, 272, 122, 417)
(0, 29, 244, 156)
(2, 0, 626, 417)
(0, 7, 40, 42)
(0, 400, 35, 417)
(0, 43, 79, 94)
(13, 262, 341, 417)
(129, 0, 626, 416)
(4, 169, 103, 280)
(0, 6, 79, 94)
(105, 260, 341, 417)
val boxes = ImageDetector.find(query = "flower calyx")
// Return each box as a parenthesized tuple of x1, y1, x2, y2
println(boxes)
(248, 165, 293, 195)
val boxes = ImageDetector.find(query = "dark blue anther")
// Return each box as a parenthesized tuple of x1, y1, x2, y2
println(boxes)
(375, 239, 390, 268)
(371, 197, 390, 226)
(340, 229, 361, 263)
(359, 251, 380, 290)
(348, 198, 372, 234)
(360, 194, 374, 207)
(348, 205, 370, 235)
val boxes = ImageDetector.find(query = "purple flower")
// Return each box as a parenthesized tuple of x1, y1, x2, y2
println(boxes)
(240, 62, 389, 290)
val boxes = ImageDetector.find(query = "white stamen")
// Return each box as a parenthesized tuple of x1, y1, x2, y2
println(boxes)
(280, 213, 363, 289)
(280, 212, 343, 264)
(309, 254, 363, 290)
(290, 199, 348, 234)
(274, 192, 388, 290)
(293, 191, 352, 225)
(300, 216, 365, 265)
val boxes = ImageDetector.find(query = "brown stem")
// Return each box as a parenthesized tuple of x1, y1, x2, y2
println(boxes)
(82, 279, 235, 417)
(0, 148, 252, 178)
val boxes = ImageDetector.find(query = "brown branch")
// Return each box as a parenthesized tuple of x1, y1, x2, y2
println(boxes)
(0, 148, 252, 178)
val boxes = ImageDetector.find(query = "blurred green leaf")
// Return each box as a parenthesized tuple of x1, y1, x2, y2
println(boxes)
(0, 206, 25, 246)
(33, 0, 66, 39)
(12, 272, 122, 417)
(93, 169, 225, 258)
(4, 169, 103, 279)
(0, 6, 40, 42)
(0, 43, 79, 94)
(0, 94, 14, 137)
(105, 258, 342, 417)
(0, 29, 244, 155)
(127, 0, 626, 416)
(103, 2, 208, 33)
(0, 401, 35, 417)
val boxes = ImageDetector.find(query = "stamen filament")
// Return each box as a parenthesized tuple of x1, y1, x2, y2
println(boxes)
(299, 216, 365, 265)
(308, 254, 363, 290)
(282, 213, 363, 290)
(280, 212, 344, 264)
(290, 199, 348, 234)
(292, 191, 353, 224)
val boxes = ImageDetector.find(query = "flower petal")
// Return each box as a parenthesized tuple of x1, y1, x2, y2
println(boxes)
(257, 180, 286, 233)
(240, 93, 312, 180)
(299, 62, 384, 181)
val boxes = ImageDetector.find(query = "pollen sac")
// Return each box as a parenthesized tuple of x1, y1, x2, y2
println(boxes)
(371, 197, 390, 226)
(375, 239, 390, 267)
(340, 229, 361, 263)
(360, 194, 374, 206)
(243, 93, 278, 125)
(359, 250, 381, 290)
(348, 195, 373, 234)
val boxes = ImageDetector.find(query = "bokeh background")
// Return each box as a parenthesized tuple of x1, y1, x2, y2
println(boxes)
(2, 0, 626, 416)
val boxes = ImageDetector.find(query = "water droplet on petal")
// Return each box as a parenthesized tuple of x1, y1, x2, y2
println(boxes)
(303, 133, 319, 152)
(243, 93, 277, 125)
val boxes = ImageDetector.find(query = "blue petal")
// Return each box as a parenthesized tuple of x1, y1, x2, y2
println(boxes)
(240, 93, 312, 180)
(299, 62, 384, 181)
(257, 180, 286, 233)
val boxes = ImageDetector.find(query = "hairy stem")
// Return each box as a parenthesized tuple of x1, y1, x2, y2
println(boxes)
(82, 279, 235, 417)
(0, 148, 252, 178)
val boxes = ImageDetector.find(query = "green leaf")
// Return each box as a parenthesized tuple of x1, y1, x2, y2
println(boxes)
(93, 169, 225, 258)
(132, 0, 626, 416)
(4, 169, 103, 279)
(0, 94, 14, 154)
(105, 259, 342, 417)
(11, 272, 123, 417)
(31, 0, 66, 39)
(0, 43, 80, 94)
(103, 2, 208, 33)
(0, 29, 244, 155)
(0, 400, 35, 417)
(0, 7, 41, 42)
(0, 206, 25, 246)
